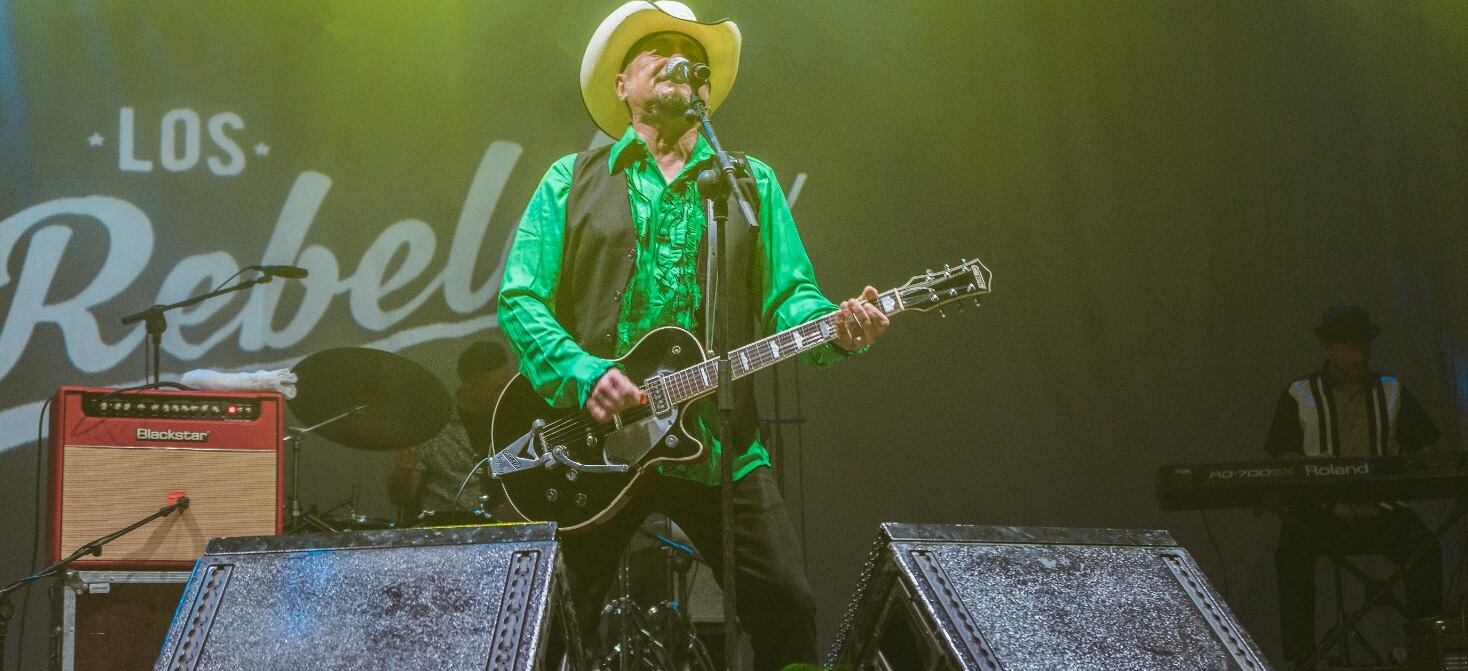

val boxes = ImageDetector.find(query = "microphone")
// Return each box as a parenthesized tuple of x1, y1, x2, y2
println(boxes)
(662, 56, 710, 87)
(250, 264, 309, 279)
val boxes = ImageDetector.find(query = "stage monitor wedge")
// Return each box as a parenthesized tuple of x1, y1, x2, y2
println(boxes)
(154, 524, 577, 671)
(831, 523, 1270, 671)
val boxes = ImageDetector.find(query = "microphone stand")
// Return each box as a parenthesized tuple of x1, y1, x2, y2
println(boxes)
(120, 271, 280, 385)
(685, 84, 757, 671)
(0, 496, 190, 671)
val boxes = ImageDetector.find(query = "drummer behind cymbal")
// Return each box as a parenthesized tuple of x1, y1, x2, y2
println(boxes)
(387, 340, 517, 518)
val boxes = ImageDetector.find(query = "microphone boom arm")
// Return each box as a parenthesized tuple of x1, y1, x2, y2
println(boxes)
(683, 90, 759, 229)
(119, 264, 300, 384)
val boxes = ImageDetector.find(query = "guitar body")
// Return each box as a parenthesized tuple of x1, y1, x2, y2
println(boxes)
(492, 326, 708, 532)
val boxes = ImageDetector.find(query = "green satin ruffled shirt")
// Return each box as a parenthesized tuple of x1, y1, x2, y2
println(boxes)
(497, 126, 855, 486)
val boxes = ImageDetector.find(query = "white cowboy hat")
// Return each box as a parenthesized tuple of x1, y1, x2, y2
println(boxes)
(580, 1, 741, 138)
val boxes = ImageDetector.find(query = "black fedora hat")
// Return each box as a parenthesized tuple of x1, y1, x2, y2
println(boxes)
(1314, 304, 1380, 343)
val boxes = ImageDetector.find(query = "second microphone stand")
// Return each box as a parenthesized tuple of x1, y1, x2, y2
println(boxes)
(120, 270, 281, 385)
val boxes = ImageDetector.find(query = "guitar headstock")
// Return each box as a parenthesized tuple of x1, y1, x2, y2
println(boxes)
(897, 258, 993, 313)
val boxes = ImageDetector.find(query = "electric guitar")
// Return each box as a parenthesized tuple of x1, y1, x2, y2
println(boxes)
(489, 258, 993, 533)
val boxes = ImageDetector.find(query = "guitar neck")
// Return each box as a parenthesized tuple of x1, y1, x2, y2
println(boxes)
(659, 288, 907, 405)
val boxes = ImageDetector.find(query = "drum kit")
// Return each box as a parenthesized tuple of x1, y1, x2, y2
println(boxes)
(284, 346, 489, 532)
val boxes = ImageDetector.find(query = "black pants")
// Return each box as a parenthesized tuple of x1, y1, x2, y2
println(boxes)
(560, 466, 818, 671)
(1274, 505, 1443, 664)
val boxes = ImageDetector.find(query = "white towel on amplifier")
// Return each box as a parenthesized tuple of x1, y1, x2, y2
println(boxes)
(181, 368, 298, 399)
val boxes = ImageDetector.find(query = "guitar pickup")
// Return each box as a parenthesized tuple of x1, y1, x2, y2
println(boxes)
(644, 375, 673, 418)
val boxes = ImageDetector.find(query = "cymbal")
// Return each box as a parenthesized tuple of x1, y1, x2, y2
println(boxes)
(289, 347, 450, 451)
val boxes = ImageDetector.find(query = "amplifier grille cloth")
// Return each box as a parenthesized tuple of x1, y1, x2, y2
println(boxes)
(60, 445, 277, 562)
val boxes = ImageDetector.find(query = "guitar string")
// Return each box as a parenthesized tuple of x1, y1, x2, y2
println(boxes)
(535, 310, 846, 448)
(528, 286, 943, 449)
(532, 292, 902, 448)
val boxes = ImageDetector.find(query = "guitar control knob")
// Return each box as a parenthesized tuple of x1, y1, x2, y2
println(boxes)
(545, 489, 559, 502)
(565, 470, 578, 482)
(585, 434, 597, 447)
(665, 435, 679, 448)
(574, 494, 588, 507)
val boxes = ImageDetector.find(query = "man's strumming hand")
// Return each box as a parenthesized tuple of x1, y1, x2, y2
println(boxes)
(587, 367, 645, 423)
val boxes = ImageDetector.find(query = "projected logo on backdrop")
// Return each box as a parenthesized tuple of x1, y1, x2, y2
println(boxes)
(99, 107, 264, 176)
(0, 106, 809, 453)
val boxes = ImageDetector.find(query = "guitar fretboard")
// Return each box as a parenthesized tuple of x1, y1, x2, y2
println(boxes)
(657, 288, 906, 405)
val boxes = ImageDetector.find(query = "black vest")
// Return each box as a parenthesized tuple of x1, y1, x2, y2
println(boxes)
(560, 144, 763, 456)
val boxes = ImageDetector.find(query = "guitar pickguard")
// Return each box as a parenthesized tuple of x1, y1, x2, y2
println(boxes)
(602, 409, 678, 466)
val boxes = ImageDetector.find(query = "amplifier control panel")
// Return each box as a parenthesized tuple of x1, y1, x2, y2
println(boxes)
(82, 393, 262, 421)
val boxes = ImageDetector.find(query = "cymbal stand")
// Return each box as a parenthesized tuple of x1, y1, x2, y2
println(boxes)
(283, 405, 366, 533)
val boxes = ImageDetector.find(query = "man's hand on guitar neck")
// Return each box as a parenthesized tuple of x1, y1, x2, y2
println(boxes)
(588, 367, 646, 423)
(835, 285, 890, 352)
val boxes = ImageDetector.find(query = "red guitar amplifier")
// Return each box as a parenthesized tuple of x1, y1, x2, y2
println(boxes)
(49, 386, 284, 569)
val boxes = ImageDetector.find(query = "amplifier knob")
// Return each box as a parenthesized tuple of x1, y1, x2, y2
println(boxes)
(545, 489, 559, 502)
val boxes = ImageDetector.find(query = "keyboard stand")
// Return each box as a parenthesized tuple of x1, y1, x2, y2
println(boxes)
(1297, 497, 1467, 670)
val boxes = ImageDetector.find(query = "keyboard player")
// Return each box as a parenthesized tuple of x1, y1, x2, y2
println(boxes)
(1264, 305, 1443, 666)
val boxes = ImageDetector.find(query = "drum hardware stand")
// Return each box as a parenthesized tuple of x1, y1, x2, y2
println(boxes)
(598, 553, 677, 671)
(647, 516, 716, 671)
(686, 72, 757, 670)
(595, 520, 715, 671)
(0, 496, 189, 671)
(283, 405, 367, 533)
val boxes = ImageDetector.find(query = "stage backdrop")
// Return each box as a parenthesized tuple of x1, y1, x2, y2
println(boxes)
(3, 1, 1467, 666)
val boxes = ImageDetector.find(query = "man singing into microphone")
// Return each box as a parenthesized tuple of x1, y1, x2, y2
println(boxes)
(497, 2, 887, 668)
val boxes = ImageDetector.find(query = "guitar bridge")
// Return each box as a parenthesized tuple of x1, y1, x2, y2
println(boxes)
(490, 418, 551, 476)
(644, 374, 674, 418)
